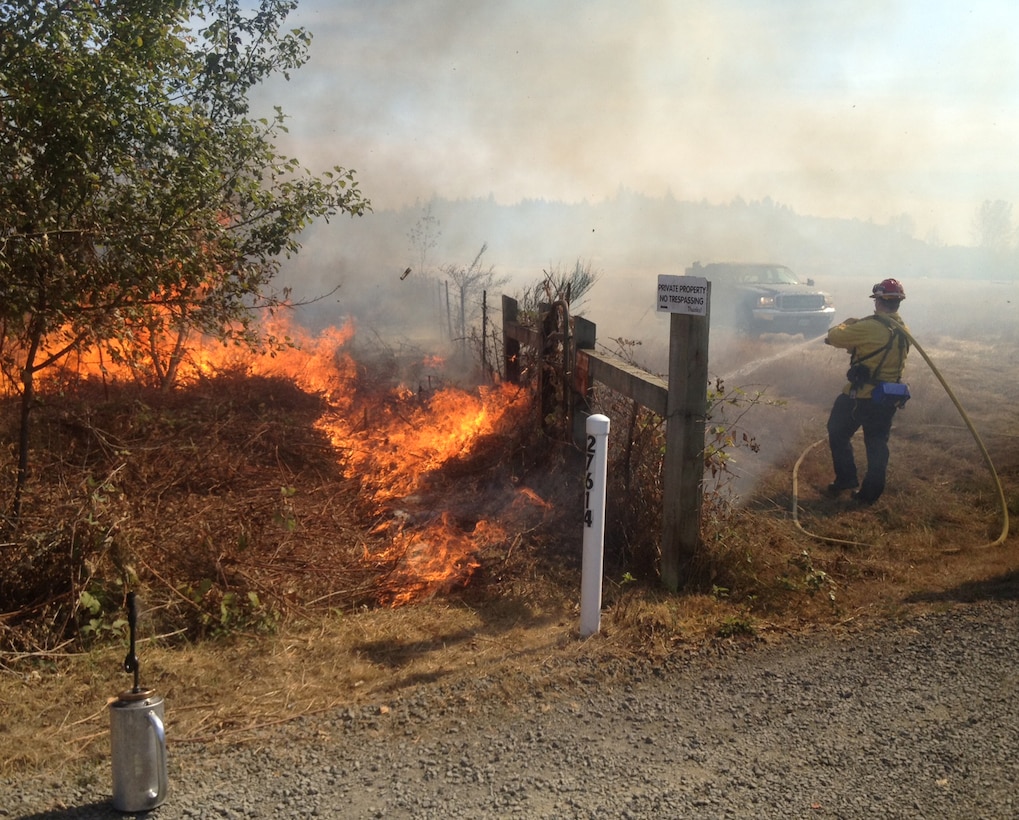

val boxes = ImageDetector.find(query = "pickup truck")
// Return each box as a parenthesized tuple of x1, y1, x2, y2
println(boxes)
(687, 261, 835, 337)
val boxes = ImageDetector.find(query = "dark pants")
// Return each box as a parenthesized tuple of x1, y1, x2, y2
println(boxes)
(826, 393, 897, 502)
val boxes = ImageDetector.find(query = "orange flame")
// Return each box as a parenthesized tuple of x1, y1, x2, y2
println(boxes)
(40, 313, 530, 605)
(377, 514, 507, 607)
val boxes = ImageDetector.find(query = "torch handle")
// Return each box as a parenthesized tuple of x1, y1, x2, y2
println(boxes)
(124, 592, 140, 691)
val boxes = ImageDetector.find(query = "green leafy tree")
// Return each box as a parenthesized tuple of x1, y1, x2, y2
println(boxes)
(0, 0, 369, 523)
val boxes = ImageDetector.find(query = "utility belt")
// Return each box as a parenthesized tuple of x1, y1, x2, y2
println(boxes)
(846, 363, 910, 407)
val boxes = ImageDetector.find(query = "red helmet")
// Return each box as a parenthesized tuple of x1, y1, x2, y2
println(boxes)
(870, 278, 905, 300)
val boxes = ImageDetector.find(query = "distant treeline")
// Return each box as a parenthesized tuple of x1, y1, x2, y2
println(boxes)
(281, 192, 1014, 331)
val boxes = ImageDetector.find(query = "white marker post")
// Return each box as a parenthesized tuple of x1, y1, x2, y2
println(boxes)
(580, 414, 610, 638)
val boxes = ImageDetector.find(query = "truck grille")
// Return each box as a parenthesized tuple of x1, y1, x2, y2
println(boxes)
(777, 294, 826, 312)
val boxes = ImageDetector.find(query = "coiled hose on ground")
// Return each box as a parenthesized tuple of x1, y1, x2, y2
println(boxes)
(791, 326, 1010, 550)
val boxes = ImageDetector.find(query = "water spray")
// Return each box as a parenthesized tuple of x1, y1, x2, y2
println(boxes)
(719, 330, 828, 383)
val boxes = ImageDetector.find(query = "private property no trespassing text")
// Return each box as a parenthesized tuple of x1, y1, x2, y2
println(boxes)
(656, 275, 708, 316)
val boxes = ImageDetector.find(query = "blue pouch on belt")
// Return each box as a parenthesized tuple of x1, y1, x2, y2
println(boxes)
(872, 382, 910, 407)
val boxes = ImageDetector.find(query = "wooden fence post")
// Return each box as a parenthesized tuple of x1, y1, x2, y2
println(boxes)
(502, 295, 521, 384)
(660, 298, 710, 591)
(572, 315, 596, 447)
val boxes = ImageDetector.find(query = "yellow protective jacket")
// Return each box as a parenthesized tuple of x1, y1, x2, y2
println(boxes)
(826, 311, 909, 399)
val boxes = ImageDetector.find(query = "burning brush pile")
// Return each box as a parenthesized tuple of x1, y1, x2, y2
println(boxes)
(0, 320, 572, 651)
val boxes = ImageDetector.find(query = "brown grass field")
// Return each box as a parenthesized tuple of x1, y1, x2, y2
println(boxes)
(0, 277, 1017, 776)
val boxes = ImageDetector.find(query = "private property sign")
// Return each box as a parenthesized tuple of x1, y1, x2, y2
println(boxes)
(656, 275, 708, 315)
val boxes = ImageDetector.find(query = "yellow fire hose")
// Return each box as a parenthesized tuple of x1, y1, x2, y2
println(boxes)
(792, 327, 1010, 550)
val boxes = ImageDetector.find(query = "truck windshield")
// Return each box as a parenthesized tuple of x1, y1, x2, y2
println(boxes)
(733, 266, 800, 285)
(756, 266, 799, 285)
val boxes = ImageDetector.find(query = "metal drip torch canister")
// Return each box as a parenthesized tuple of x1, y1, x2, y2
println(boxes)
(109, 592, 169, 813)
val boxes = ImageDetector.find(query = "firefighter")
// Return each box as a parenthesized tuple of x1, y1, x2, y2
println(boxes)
(824, 278, 910, 505)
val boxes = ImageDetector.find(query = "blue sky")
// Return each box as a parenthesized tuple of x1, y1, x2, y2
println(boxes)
(255, 0, 1019, 245)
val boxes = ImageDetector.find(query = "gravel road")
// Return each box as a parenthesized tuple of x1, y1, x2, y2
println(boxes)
(5, 599, 1019, 819)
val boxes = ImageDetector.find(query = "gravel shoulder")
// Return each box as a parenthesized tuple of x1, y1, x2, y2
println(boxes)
(5, 599, 1019, 819)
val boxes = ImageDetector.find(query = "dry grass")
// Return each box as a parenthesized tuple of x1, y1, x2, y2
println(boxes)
(1, 313, 1018, 778)
(0, 594, 574, 772)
